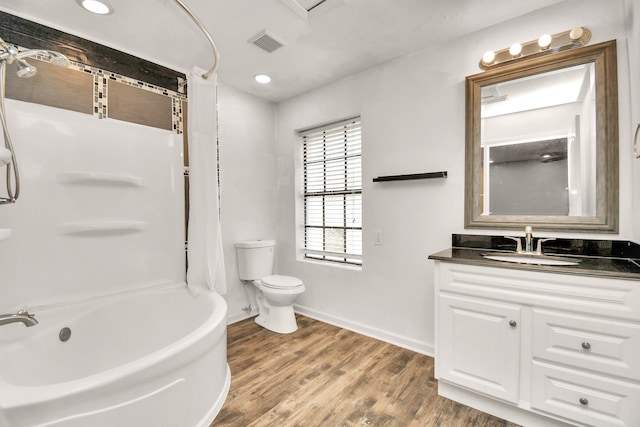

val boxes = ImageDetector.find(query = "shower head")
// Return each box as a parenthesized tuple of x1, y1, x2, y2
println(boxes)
(47, 51, 71, 67)
(16, 59, 37, 78)
(15, 50, 71, 68)
(0, 39, 70, 78)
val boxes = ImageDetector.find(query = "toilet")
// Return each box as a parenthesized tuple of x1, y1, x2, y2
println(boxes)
(236, 240, 305, 334)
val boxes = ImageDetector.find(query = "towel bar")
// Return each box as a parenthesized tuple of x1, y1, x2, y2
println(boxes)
(373, 171, 447, 182)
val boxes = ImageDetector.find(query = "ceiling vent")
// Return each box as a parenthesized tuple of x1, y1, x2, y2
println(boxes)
(248, 31, 285, 53)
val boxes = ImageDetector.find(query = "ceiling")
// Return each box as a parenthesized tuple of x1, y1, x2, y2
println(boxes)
(0, 0, 564, 102)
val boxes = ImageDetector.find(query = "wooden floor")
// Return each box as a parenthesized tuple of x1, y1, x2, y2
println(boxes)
(211, 314, 520, 427)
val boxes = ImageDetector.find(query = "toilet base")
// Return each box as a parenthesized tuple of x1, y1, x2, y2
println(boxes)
(255, 305, 298, 334)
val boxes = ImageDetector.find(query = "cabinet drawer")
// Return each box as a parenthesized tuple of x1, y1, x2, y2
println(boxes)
(532, 309, 640, 380)
(531, 361, 640, 427)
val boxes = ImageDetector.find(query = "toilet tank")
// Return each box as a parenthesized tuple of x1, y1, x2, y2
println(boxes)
(235, 240, 275, 280)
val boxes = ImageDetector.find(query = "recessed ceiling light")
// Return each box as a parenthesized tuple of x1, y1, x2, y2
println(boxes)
(77, 0, 113, 15)
(254, 74, 271, 84)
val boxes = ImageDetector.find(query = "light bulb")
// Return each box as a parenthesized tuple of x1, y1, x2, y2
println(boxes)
(254, 74, 271, 84)
(569, 27, 584, 41)
(509, 43, 522, 57)
(538, 34, 552, 49)
(482, 50, 495, 64)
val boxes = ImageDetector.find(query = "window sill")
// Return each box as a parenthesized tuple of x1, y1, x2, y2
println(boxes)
(298, 257, 363, 271)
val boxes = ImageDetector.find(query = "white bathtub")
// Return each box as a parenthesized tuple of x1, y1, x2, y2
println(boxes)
(0, 283, 230, 427)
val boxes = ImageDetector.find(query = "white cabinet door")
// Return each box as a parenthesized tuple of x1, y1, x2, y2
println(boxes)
(438, 292, 521, 404)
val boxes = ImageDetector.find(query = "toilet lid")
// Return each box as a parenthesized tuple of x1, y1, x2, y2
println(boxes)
(261, 275, 303, 289)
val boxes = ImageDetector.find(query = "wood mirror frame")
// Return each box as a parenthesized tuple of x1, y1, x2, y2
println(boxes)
(464, 40, 618, 232)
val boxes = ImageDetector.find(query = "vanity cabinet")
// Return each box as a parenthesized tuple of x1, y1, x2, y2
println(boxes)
(434, 261, 640, 427)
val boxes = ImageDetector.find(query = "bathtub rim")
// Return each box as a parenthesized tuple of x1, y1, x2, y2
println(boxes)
(10, 281, 190, 315)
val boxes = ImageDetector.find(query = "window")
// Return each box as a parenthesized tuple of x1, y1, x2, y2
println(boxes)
(302, 118, 362, 265)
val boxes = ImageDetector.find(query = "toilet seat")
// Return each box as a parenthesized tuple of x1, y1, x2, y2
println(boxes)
(261, 274, 303, 290)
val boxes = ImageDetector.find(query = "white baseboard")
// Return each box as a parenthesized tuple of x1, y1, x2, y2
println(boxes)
(294, 304, 434, 357)
(227, 308, 258, 325)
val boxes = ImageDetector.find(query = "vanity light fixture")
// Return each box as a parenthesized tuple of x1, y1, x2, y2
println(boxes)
(254, 74, 271, 84)
(479, 27, 591, 70)
(77, 0, 113, 15)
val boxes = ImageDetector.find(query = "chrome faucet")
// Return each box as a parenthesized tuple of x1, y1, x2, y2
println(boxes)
(535, 237, 556, 255)
(505, 236, 523, 253)
(506, 226, 557, 255)
(506, 226, 537, 254)
(524, 225, 533, 253)
(0, 310, 38, 327)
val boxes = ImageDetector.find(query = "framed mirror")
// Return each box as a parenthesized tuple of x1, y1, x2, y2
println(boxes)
(464, 40, 618, 232)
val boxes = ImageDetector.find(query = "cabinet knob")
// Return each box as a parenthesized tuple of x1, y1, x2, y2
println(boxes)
(579, 398, 589, 405)
(509, 320, 517, 327)
(581, 342, 591, 350)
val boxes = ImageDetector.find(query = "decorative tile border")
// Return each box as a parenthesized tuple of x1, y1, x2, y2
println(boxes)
(172, 97, 185, 134)
(94, 72, 108, 119)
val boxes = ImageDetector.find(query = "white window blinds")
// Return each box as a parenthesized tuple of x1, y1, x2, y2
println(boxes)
(302, 118, 362, 265)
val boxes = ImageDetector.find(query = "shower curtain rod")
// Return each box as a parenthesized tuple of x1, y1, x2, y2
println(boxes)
(173, 0, 220, 79)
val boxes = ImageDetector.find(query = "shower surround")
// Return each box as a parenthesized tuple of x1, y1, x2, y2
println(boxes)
(0, 91, 228, 425)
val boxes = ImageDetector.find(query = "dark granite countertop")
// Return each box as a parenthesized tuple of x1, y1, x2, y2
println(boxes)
(428, 234, 640, 280)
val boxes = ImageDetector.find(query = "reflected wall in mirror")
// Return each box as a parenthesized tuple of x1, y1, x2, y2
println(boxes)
(465, 40, 618, 232)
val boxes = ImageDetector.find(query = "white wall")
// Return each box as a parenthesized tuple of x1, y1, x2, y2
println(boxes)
(216, 83, 279, 323)
(273, 0, 633, 354)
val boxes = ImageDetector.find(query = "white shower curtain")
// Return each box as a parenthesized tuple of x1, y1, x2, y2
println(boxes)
(186, 67, 227, 295)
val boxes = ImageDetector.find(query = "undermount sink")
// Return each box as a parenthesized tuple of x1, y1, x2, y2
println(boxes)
(482, 252, 580, 266)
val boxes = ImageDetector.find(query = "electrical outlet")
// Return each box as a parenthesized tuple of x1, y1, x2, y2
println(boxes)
(374, 230, 383, 246)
